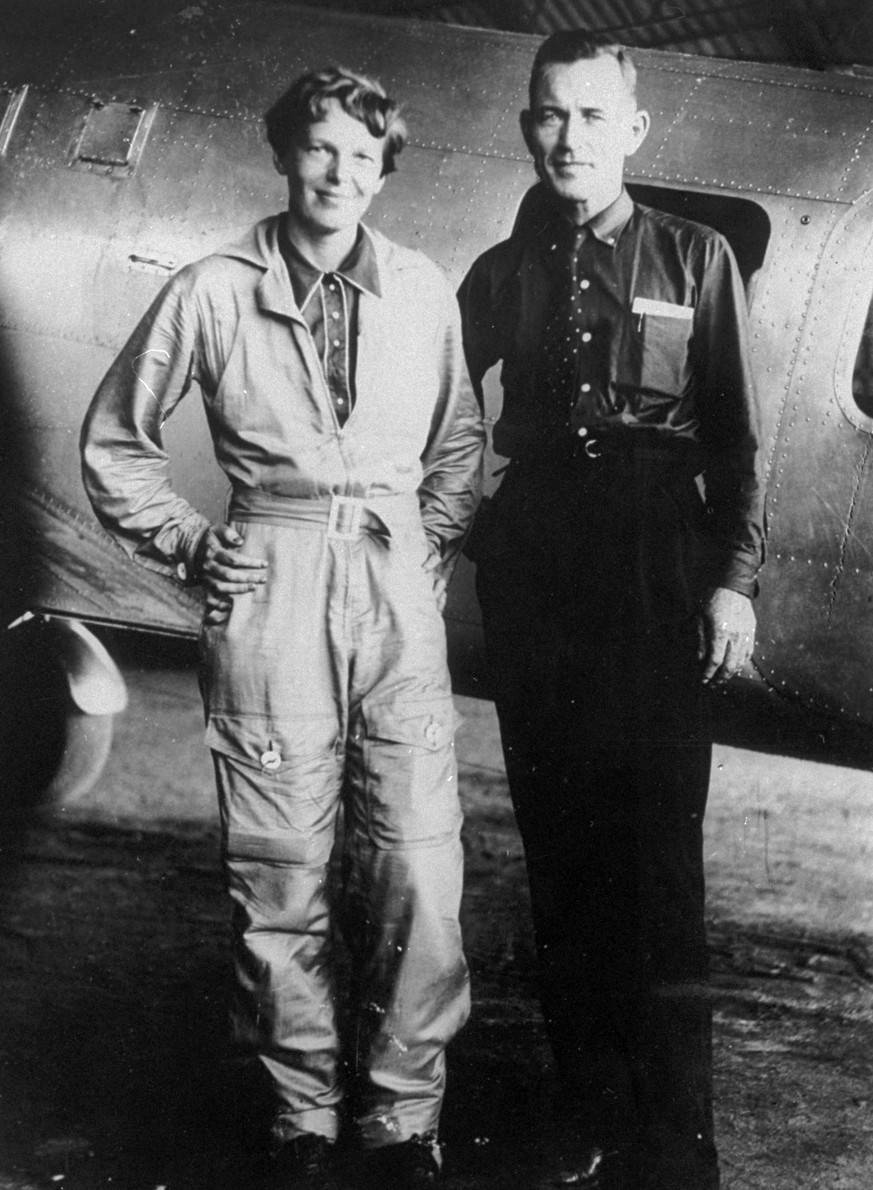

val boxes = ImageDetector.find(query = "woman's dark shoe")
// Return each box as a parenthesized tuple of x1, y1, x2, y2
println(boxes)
(362, 1132, 442, 1187)
(263, 1133, 341, 1190)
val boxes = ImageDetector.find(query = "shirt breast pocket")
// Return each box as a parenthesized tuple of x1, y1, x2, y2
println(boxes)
(632, 308, 694, 396)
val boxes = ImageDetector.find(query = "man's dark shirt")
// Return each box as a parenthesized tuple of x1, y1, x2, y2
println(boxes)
(458, 185, 765, 597)
(278, 224, 381, 426)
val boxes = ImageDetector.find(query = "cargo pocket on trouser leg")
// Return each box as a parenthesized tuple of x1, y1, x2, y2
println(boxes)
(207, 713, 344, 1137)
(354, 696, 462, 848)
(207, 713, 342, 862)
(342, 697, 471, 1147)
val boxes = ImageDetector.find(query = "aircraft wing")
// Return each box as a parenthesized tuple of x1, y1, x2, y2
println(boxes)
(5, 482, 202, 637)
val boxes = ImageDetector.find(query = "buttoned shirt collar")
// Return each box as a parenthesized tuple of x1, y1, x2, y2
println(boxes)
(583, 188, 634, 246)
(279, 223, 382, 310)
(527, 186, 634, 252)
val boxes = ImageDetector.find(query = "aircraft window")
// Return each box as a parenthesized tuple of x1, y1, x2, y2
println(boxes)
(626, 184, 771, 293)
(852, 304, 873, 420)
(71, 101, 155, 175)
(0, 86, 27, 156)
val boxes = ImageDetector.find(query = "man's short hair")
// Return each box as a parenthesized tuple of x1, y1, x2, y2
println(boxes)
(265, 66, 407, 175)
(528, 32, 638, 108)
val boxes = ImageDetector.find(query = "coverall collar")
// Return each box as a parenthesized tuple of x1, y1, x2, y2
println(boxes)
(279, 223, 382, 310)
(216, 217, 382, 322)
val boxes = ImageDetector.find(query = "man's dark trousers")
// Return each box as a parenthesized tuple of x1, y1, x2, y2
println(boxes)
(475, 439, 719, 1190)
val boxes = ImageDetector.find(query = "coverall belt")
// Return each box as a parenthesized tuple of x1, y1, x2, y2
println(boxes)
(228, 488, 422, 540)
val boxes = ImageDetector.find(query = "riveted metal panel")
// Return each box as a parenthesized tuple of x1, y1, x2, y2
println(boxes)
(367, 145, 532, 282)
(131, 109, 281, 247)
(744, 199, 838, 471)
(646, 73, 873, 202)
(834, 205, 873, 437)
(348, 22, 531, 159)
(749, 194, 873, 724)
(625, 68, 705, 174)
(752, 421, 873, 726)
(178, 15, 408, 119)
(0, 88, 139, 346)
(764, 202, 873, 540)
(90, 108, 283, 352)
(21, 5, 873, 202)
(69, 100, 156, 176)
(50, 6, 239, 102)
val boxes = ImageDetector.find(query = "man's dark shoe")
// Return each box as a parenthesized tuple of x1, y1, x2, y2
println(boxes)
(362, 1133, 442, 1187)
(263, 1133, 341, 1189)
(540, 1143, 636, 1190)
(543, 1145, 605, 1187)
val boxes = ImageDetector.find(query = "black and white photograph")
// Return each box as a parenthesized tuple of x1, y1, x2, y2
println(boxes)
(0, 2, 872, 1188)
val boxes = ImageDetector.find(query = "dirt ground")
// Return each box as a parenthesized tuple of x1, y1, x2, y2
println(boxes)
(1, 634, 872, 1190)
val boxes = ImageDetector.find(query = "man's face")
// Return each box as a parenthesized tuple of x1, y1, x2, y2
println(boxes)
(521, 55, 649, 217)
(275, 98, 386, 237)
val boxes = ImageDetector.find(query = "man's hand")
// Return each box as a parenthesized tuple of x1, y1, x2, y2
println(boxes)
(697, 586, 756, 685)
(194, 524, 268, 625)
(423, 548, 449, 613)
(431, 572, 448, 613)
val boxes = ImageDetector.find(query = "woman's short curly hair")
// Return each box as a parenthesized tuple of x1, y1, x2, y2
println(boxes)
(265, 65, 407, 175)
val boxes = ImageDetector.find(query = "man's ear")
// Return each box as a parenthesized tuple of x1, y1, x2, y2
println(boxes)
(626, 108, 650, 157)
(519, 109, 534, 156)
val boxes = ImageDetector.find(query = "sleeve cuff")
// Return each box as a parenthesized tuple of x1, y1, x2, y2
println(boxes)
(712, 556, 760, 600)
(136, 514, 212, 585)
(176, 519, 212, 585)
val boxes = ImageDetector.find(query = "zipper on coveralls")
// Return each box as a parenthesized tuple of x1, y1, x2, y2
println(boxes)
(293, 314, 361, 505)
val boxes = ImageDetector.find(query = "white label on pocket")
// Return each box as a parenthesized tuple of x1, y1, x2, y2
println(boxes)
(631, 296, 694, 319)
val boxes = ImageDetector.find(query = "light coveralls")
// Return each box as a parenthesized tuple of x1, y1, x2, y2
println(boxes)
(81, 216, 485, 1148)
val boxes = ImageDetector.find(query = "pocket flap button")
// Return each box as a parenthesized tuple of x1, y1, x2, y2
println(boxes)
(260, 749, 282, 771)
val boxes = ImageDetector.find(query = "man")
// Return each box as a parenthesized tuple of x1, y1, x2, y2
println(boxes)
(82, 67, 483, 1190)
(459, 33, 763, 1190)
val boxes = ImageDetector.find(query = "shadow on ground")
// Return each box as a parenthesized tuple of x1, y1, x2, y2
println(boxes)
(1, 633, 872, 1189)
(0, 807, 871, 1190)
(0, 812, 550, 1190)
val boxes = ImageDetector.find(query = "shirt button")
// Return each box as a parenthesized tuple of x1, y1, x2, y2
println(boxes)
(333, 338, 341, 347)
(337, 397, 345, 405)
(581, 332, 592, 343)
(580, 383, 591, 393)
(577, 426, 588, 438)
(580, 279, 590, 289)
(260, 749, 282, 771)
(331, 311, 340, 320)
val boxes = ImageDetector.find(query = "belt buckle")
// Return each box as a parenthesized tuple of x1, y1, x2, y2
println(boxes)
(327, 494, 365, 539)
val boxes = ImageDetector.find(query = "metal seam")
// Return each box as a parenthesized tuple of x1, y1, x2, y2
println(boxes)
(825, 433, 873, 624)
